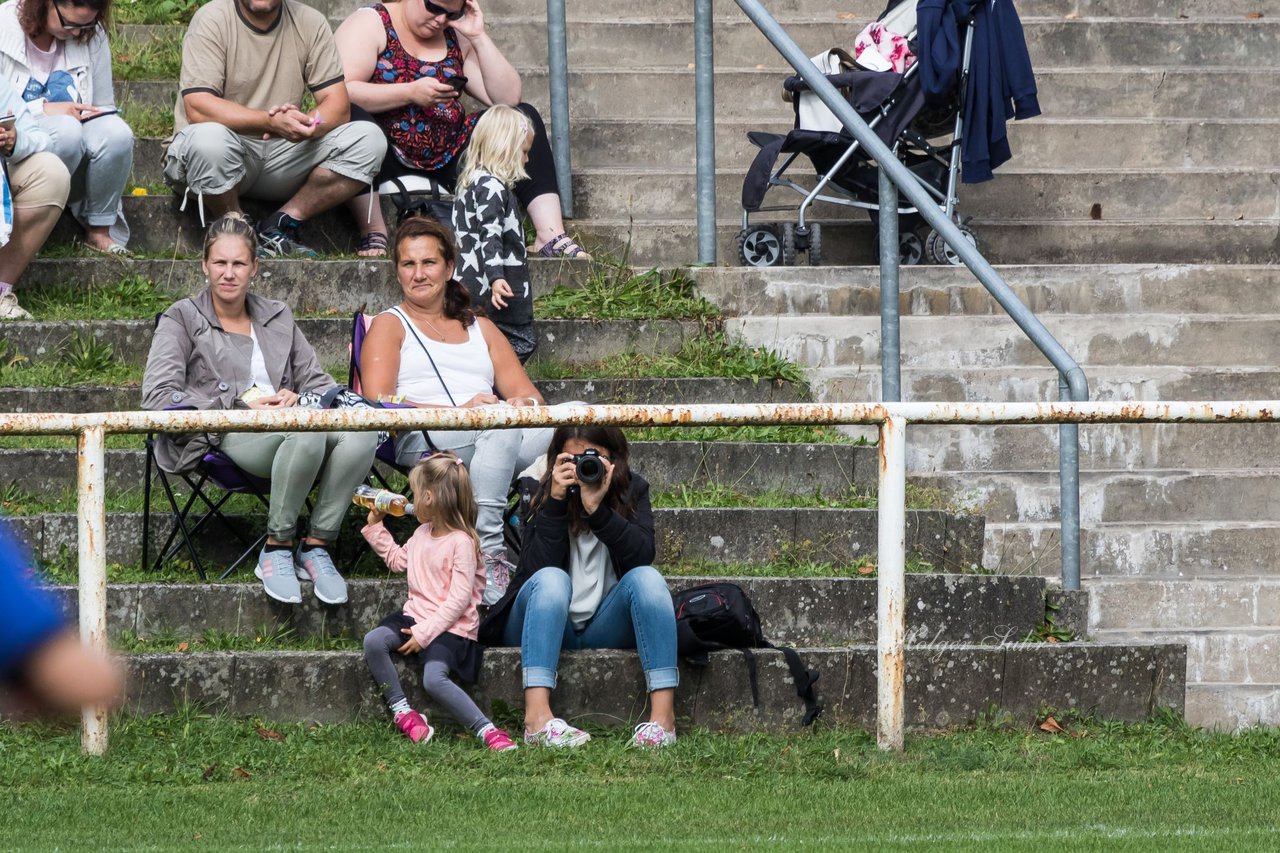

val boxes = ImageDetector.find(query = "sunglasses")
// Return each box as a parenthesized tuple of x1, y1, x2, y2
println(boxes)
(423, 0, 465, 20)
(53, 1, 99, 32)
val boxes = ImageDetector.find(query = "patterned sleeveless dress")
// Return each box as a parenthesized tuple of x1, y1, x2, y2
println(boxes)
(369, 4, 480, 171)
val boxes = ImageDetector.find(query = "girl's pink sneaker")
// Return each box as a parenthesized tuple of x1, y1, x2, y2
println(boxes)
(482, 727, 518, 752)
(395, 710, 434, 743)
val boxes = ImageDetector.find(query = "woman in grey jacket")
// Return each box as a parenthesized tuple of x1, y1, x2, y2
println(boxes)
(142, 213, 378, 605)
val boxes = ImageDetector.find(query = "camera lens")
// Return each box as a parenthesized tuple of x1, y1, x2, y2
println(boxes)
(575, 454, 605, 485)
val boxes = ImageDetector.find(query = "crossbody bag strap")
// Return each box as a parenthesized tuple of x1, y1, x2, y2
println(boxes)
(390, 306, 457, 407)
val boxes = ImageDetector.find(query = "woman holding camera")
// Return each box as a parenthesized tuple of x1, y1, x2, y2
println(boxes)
(480, 425, 679, 750)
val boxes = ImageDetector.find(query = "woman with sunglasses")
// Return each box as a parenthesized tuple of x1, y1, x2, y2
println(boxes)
(334, 0, 588, 260)
(0, 0, 133, 255)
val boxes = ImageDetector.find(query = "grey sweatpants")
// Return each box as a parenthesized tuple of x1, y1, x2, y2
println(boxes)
(362, 626, 490, 733)
(219, 430, 377, 541)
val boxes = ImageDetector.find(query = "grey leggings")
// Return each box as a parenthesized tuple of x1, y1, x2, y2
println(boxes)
(219, 430, 378, 541)
(362, 626, 490, 733)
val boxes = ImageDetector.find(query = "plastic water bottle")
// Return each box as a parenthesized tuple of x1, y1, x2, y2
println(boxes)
(352, 485, 415, 517)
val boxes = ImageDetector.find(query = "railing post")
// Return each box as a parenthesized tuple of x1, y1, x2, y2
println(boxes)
(877, 413, 906, 751)
(1058, 374, 1082, 590)
(546, 0, 573, 217)
(694, 0, 717, 264)
(878, 169, 901, 403)
(77, 425, 108, 755)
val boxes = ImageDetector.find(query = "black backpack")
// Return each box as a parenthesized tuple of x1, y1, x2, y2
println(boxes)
(673, 582, 822, 726)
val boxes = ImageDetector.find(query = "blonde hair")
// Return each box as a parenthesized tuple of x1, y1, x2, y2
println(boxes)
(456, 105, 533, 190)
(408, 453, 481, 554)
(203, 211, 257, 260)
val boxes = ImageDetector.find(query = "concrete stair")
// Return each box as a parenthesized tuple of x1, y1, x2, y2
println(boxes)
(38, 577, 1181, 730)
(2, 0, 1214, 732)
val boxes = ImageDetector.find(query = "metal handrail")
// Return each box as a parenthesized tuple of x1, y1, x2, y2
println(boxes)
(546, 0, 572, 215)
(723, 0, 1090, 590)
(7, 399, 1259, 754)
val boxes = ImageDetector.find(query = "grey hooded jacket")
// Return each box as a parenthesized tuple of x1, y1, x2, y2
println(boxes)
(141, 287, 336, 473)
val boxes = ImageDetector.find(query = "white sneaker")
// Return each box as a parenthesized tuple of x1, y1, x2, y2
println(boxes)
(0, 292, 32, 320)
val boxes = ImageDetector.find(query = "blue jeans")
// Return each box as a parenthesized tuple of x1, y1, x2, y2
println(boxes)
(502, 566, 679, 692)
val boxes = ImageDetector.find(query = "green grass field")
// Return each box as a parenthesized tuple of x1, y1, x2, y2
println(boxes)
(3, 712, 1280, 850)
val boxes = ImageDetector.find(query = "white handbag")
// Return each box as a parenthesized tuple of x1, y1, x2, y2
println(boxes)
(793, 48, 858, 133)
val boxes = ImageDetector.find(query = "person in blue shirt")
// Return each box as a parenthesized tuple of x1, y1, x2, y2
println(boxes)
(0, 519, 121, 713)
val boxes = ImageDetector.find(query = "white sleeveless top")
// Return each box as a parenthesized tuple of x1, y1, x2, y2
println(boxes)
(386, 308, 494, 406)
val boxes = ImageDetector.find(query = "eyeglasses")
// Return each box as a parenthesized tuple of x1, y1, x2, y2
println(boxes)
(423, 0, 465, 21)
(53, 2, 99, 32)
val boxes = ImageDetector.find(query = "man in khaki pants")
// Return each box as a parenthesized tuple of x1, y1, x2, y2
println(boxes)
(0, 85, 69, 321)
(164, 0, 386, 258)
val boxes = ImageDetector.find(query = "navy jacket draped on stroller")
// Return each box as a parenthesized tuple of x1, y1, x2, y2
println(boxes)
(737, 0, 1038, 267)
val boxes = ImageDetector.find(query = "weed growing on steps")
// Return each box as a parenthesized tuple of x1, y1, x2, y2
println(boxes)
(23, 275, 175, 320)
(0, 333, 140, 386)
(109, 25, 182, 80)
(115, 626, 361, 654)
(529, 331, 807, 385)
(116, 102, 174, 137)
(534, 250, 717, 320)
(113, 0, 205, 24)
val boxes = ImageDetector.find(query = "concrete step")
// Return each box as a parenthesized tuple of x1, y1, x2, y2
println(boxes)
(906, 422, 1280, 474)
(1098, 628, 1280, 686)
(0, 376, 808, 414)
(84, 197, 1280, 267)
(7, 507, 984, 570)
(987, 521, 1280, 580)
(87, 197, 1280, 268)
(128, 118, 1280, 184)
(111, 18, 1280, 70)
(1089, 578, 1280, 631)
(692, 264, 1280, 318)
(22, 258, 592, 312)
(813, 365, 1280, 405)
(573, 218, 1280, 266)
(54, 574, 1041, 647)
(911, 469, 1280, 525)
(116, 67, 1280, 121)
(2, 317, 702, 369)
(114, 642, 1183, 730)
(1186, 683, 1280, 731)
(729, 314, 1280, 370)
(0, 441, 879, 500)
(558, 166, 1280, 223)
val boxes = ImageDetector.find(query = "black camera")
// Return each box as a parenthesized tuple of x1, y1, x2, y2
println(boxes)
(572, 449, 606, 485)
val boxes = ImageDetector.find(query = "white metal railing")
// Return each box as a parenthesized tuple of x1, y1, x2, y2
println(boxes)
(3, 400, 1268, 754)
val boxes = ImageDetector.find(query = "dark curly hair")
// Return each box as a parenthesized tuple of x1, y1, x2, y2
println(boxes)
(392, 216, 475, 326)
(533, 426, 636, 535)
(19, 0, 110, 43)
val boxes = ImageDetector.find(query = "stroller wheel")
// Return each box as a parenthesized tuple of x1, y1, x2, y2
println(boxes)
(900, 230, 925, 266)
(806, 223, 823, 266)
(781, 223, 798, 266)
(738, 225, 784, 267)
(925, 226, 978, 266)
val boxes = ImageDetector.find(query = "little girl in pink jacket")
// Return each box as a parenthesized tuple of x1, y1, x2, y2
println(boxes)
(361, 453, 516, 751)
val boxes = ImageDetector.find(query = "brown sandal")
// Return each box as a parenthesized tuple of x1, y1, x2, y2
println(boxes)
(357, 230, 388, 257)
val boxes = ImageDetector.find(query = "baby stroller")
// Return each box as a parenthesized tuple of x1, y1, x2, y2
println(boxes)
(737, 0, 977, 266)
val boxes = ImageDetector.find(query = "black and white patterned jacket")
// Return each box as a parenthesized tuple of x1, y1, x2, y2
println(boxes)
(451, 171, 533, 329)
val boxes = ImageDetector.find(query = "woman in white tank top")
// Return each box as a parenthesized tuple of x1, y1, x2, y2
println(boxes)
(359, 217, 552, 605)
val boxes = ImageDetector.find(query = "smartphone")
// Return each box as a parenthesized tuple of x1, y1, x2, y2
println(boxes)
(446, 75, 468, 92)
(81, 108, 118, 123)
(0, 114, 15, 130)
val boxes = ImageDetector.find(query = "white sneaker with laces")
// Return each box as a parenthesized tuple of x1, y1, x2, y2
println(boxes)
(632, 721, 677, 748)
(0, 292, 32, 320)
